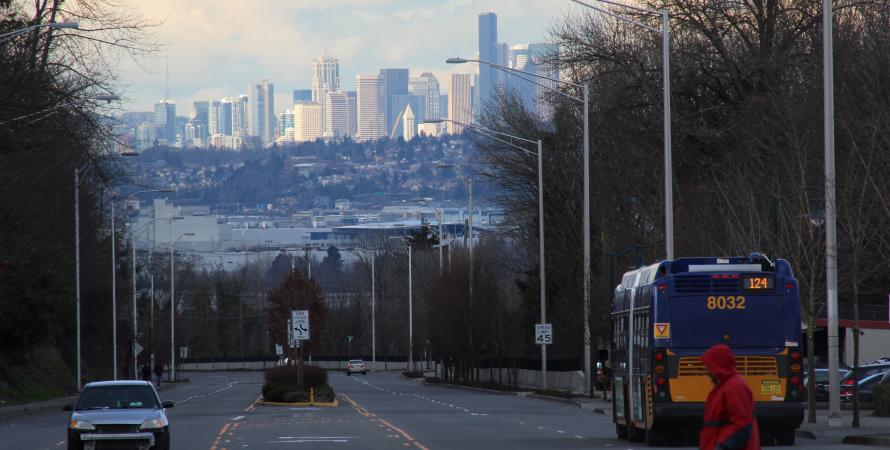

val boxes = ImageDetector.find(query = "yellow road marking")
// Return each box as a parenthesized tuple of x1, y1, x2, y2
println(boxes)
(339, 393, 430, 450)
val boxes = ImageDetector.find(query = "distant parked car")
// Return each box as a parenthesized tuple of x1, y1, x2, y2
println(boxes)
(842, 370, 890, 402)
(65, 380, 174, 450)
(346, 359, 367, 375)
(805, 367, 850, 401)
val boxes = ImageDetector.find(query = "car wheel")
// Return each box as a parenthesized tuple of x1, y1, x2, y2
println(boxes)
(347, 372, 351, 376)
(363, 371, 367, 375)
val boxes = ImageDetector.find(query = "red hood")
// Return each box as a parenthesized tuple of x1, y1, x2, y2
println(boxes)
(701, 344, 737, 384)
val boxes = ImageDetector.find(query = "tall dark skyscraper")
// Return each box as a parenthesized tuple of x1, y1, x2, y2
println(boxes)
(478, 12, 497, 107)
(379, 68, 409, 135)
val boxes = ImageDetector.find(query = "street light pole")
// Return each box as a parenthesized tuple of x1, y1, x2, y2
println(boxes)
(823, 0, 841, 427)
(537, 139, 549, 390)
(408, 244, 413, 371)
(169, 232, 194, 382)
(371, 254, 376, 372)
(111, 202, 117, 380)
(662, 8, 674, 261)
(74, 168, 82, 391)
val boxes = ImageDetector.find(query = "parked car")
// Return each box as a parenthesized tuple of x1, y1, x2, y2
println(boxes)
(840, 363, 890, 386)
(346, 359, 367, 375)
(65, 380, 174, 450)
(805, 367, 850, 401)
(842, 370, 890, 402)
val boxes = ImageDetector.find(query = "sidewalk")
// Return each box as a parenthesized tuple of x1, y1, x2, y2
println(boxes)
(797, 410, 890, 447)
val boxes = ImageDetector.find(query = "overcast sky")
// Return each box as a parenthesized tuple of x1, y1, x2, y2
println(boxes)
(116, 0, 576, 115)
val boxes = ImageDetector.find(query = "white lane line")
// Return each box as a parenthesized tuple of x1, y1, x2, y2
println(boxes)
(231, 415, 245, 421)
(575, 435, 583, 439)
(557, 430, 565, 434)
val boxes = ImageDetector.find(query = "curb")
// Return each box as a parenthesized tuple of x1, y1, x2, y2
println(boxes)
(420, 380, 521, 396)
(795, 430, 817, 440)
(841, 434, 890, 447)
(527, 393, 583, 408)
(0, 395, 77, 420)
(257, 399, 339, 407)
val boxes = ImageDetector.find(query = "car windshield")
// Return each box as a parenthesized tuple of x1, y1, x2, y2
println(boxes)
(75, 385, 160, 410)
(349, 360, 364, 364)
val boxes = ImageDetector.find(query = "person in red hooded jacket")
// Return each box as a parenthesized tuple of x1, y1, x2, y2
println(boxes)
(700, 344, 761, 450)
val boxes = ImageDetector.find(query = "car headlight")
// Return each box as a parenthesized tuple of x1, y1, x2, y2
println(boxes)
(139, 417, 168, 430)
(70, 419, 95, 430)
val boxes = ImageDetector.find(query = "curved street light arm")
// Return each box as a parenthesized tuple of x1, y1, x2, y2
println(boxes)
(570, 0, 660, 32)
(571, 0, 659, 16)
(429, 118, 538, 147)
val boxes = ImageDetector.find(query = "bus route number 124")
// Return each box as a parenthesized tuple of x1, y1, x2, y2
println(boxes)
(706, 296, 746, 310)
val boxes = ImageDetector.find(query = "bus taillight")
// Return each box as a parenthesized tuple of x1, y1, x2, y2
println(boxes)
(654, 351, 665, 362)
(790, 363, 801, 374)
(656, 376, 667, 386)
(790, 351, 801, 361)
(790, 375, 801, 385)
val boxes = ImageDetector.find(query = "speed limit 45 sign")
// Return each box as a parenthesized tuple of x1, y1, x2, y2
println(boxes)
(535, 324, 552, 345)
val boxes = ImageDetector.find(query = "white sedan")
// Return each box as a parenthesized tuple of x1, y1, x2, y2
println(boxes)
(346, 360, 367, 375)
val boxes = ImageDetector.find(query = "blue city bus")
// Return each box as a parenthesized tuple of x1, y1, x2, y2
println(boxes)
(610, 254, 804, 446)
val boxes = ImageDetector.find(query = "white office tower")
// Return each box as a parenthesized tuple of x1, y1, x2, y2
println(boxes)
(409, 73, 440, 122)
(247, 79, 275, 145)
(417, 122, 441, 137)
(183, 122, 196, 147)
(402, 104, 416, 141)
(233, 95, 248, 136)
(356, 74, 384, 141)
(345, 91, 357, 138)
(208, 100, 221, 136)
(448, 73, 474, 134)
(294, 102, 323, 142)
(312, 51, 340, 134)
(325, 91, 349, 139)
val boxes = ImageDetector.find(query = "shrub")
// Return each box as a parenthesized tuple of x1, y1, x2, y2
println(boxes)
(874, 385, 890, 417)
(265, 365, 328, 389)
(263, 365, 332, 402)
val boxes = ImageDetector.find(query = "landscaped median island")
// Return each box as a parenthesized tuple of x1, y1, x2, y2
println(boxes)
(260, 365, 336, 406)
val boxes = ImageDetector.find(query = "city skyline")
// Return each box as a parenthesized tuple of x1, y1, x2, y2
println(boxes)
(116, 0, 562, 112)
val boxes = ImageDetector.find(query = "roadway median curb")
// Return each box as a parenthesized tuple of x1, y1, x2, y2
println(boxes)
(257, 399, 339, 407)
(420, 380, 521, 396)
(0, 395, 77, 420)
(841, 434, 890, 447)
(794, 429, 817, 440)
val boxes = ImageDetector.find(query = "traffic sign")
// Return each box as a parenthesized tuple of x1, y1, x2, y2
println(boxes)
(535, 324, 553, 345)
(292, 310, 310, 341)
(654, 323, 671, 339)
(275, 344, 283, 356)
(179, 346, 189, 359)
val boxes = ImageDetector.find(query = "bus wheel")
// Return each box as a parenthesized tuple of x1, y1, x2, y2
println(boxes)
(615, 423, 628, 439)
(645, 428, 664, 446)
(776, 430, 796, 446)
(628, 424, 645, 443)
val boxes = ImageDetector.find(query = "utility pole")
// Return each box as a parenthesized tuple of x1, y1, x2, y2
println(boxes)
(371, 254, 376, 372)
(111, 202, 117, 380)
(408, 244, 413, 371)
(74, 168, 82, 391)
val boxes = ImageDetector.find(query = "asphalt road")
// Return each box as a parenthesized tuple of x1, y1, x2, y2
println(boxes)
(0, 370, 869, 449)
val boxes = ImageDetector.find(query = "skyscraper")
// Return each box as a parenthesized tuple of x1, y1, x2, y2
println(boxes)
(153, 100, 176, 145)
(293, 102, 323, 142)
(478, 12, 498, 107)
(312, 51, 340, 134)
(448, 74, 474, 134)
(325, 91, 349, 138)
(495, 42, 509, 91)
(247, 79, 275, 145)
(190, 101, 209, 141)
(345, 91, 357, 138)
(278, 109, 295, 138)
(379, 68, 409, 135)
(233, 95, 248, 136)
(208, 100, 221, 137)
(356, 74, 384, 141)
(293, 89, 312, 103)
(219, 98, 234, 136)
(409, 73, 441, 122)
(402, 103, 416, 141)
(528, 43, 560, 117)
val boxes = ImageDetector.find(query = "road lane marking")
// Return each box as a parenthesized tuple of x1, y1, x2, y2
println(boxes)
(231, 415, 245, 421)
(244, 395, 262, 412)
(340, 393, 430, 450)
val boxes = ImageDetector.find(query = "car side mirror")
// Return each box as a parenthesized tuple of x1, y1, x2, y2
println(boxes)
(161, 400, 175, 409)
(62, 403, 73, 411)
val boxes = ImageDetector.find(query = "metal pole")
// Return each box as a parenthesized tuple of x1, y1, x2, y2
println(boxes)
(408, 245, 413, 371)
(170, 239, 175, 382)
(150, 274, 154, 365)
(823, 0, 841, 427)
(74, 168, 82, 391)
(467, 179, 473, 298)
(582, 83, 592, 396)
(132, 234, 137, 379)
(663, 9, 674, 261)
(111, 202, 117, 380)
(538, 140, 548, 391)
(438, 209, 444, 274)
(371, 255, 376, 372)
